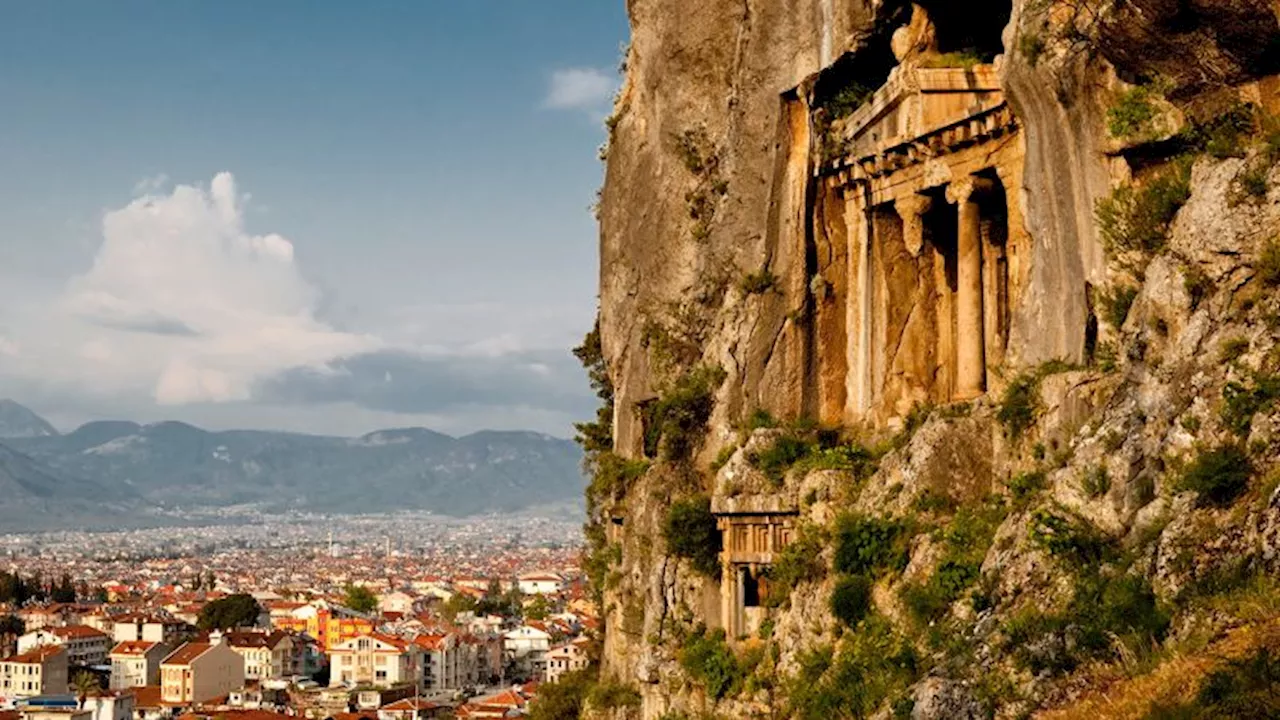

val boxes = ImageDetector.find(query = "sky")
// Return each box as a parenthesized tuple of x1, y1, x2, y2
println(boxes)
(0, 2, 628, 439)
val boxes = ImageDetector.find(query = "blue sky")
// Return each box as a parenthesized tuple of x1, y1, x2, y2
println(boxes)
(0, 2, 628, 437)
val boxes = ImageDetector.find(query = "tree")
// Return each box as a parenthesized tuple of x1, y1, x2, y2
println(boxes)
(72, 671, 100, 708)
(524, 595, 554, 621)
(0, 615, 23, 638)
(197, 593, 262, 631)
(342, 585, 378, 615)
(50, 574, 77, 603)
(528, 670, 594, 720)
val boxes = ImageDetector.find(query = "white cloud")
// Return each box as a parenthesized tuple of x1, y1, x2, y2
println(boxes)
(545, 68, 617, 112)
(21, 172, 378, 405)
(132, 173, 170, 196)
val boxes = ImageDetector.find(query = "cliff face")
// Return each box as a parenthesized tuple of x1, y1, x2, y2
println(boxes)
(587, 1, 1280, 718)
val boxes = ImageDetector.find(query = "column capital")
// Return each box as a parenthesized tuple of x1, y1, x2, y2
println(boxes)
(893, 193, 932, 219)
(945, 176, 996, 205)
(895, 193, 933, 257)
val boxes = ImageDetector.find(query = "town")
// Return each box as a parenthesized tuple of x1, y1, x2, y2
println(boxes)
(0, 513, 592, 719)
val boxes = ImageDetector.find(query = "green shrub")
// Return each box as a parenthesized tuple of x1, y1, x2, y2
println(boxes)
(901, 560, 980, 623)
(663, 496, 722, 577)
(679, 627, 742, 700)
(920, 50, 987, 69)
(1187, 103, 1257, 159)
(588, 680, 642, 710)
(529, 670, 596, 720)
(1176, 444, 1252, 507)
(587, 453, 650, 513)
(1008, 471, 1048, 503)
(817, 82, 874, 120)
(830, 575, 873, 628)
(1096, 162, 1192, 255)
(1028, 508, 1112, 568)
(1081, 465, 1112, 498)
(1100, 285, 1139, 330)
(786, 617, 919, 720)
(1221, 375, 1280, 436)
(766, 529, 827, 608)
(998, 372, 1041, 440)
(902, 502, 1007, 624)
(833, 514, 910, 577)
(1257, 238, 1280, 286)
(740, 270, 777, 295)
(1019, 33, 1046, 66)
(1184, 264, 1213, 308)
(1107, 85, 1161, 140)
(1238, 160, 1271, 200)
(749, 434, 812, 484)
(794, 443, 878, 480)
(642, 364, 726, 460)
(744, 408, 779, 430)
(1070, 572, 1170, 653)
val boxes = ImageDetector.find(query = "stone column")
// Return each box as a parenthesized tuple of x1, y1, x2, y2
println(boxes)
(843, 185, 871, 420)
(894, 193, 932, 257)
(946, 177, 991, 399)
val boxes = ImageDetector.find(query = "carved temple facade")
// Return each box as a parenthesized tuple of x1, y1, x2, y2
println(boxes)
(711, 494, 798, 639)
(809, 61, 1027, 426)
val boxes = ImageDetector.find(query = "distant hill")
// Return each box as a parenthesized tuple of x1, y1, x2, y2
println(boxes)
(0, 440, 138, 531)
(0, 402, 586, 527)
(0, 399, 60, 438)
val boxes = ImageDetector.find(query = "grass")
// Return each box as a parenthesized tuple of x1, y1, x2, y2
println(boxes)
(1175, 444, 1252, 507)
(663, 496, 722, 577)
(1219, 337, 1250, 364)
(1096, 160, 1193, 255)
(1143, 648, 1280, 719)
(920, 50, 988, 69)
(1009, 471, 1048, 505)
(998, 373, 1041, 440)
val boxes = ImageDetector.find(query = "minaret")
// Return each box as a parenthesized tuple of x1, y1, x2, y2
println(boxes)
(328, 530, 335, 558)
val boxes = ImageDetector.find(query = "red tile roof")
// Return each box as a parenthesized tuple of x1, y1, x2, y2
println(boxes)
(4, 645, 65, 664)
(162, 642, 212, 666)
(110, 641, 160, 656)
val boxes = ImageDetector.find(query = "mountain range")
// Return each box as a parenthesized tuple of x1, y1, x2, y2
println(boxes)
(0, 400, 586, 531)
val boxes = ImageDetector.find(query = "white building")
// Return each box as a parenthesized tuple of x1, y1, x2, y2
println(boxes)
(516, 574, 563, 596)
(327, 634, 420, 688)
(18, 626, 112, 667)
(502, 626, 550, 681)
(108, 641, 167, 690)
(544, 641, 590, 684)
(0, 646, 69, 700)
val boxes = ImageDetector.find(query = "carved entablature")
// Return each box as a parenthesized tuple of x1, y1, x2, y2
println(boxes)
(712, 494, 799, 640)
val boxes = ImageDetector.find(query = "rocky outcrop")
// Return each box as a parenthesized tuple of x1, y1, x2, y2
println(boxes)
(587, 0, 1280, 718)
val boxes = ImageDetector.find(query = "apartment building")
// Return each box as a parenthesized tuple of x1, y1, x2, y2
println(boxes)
(18, 625, 112, 666)
(327, 634, 419, 688)
(159, 641, 244, 705)
(107, 641, 167, 689)
(0, 645, 68, 699)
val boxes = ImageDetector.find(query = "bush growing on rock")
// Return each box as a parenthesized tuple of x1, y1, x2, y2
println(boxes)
(1257, 238, 1280, 286)
(766, 528, 827, 608)
(1096, 161, 1192, 255)
(833, 513, 910, 577)
(641, 364, 726, 460)
(1176, 444, 1252, 507)
(1107, 84, 1161, 140)
(830, 575, 873, 628)
(663, 496, 722, 577)
(1221, 375, 1280, 437)
(678, 627, 742, 700)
